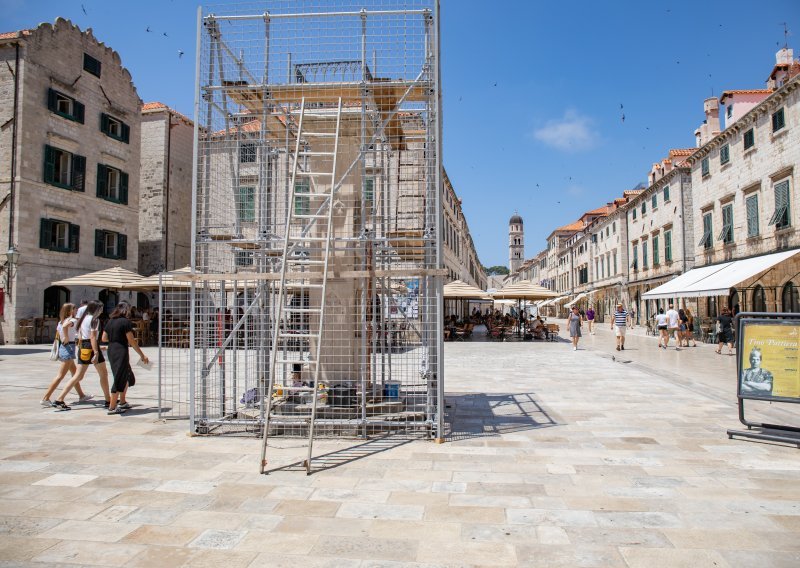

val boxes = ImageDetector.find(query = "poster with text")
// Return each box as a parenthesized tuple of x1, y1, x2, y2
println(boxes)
(739, 321, 800, 400)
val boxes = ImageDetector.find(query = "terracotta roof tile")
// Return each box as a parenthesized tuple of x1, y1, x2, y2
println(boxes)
(719, 89, 773, 103)
(142, 101, 193, 124)
(668, 148, 695, 157)
(0, 29, 32, 40)
(584, 205, 609, 216)
(556, 220, 585, 232)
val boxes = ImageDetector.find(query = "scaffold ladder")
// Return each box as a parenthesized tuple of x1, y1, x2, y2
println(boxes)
(260, 98, 342, 475)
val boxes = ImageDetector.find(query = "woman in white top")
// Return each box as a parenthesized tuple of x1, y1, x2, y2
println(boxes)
(41, 303, 93, 406)
(654, 307, 669, 350)
(52, 301, 111, 411)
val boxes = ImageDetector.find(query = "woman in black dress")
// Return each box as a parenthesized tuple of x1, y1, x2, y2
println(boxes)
(716, 307, 735, 355)
(102, 302, 149, 414)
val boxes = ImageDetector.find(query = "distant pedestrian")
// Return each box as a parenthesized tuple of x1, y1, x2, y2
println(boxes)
(568, 306, 582, 351)
(611, 303, 629, 351)
(685, 308, 698, 346)
(41, 303, 93, 406)
(678, 308, 696, 347)
(586, 306, 595, 334)
(629, 305, 636, 328)
(665, 303, 680, 350)
(716, 307, 735, 355)
(654, 308, 669, 349)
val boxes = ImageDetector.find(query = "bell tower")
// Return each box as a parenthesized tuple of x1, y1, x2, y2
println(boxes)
(509, 212, 524, 272)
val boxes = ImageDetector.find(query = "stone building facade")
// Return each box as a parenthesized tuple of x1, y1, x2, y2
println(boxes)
(139, 102, 194, 277)
(0, 19, 141, 343)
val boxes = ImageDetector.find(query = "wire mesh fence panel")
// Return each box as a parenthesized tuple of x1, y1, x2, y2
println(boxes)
(171, 0, 443, 444)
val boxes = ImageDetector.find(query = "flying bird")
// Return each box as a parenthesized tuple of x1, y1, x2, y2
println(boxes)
(493, 82, 497, 87)
(146, 26, 151, 32)
(621, 113, 626, 123)
(620, 103, 623, 110)
(163, 32, 169, 37)
(178, 50, 185, 58)
(81, 4, 87, 15)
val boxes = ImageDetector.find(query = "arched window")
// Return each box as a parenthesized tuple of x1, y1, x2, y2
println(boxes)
(43, 286, 70, 318)
(752, 285, 767, 312)
(707, 296, 718, 318)
(99, 289, 118, 314)
(782, 282, 800, 312)
(729, 289, 740, 314)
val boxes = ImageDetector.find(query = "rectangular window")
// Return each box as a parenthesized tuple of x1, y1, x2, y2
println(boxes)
(612, 221, 616, 233)
(772, 108, 785, 133)
(94, 229, 127, 260)
(701, 157, 710, 177)
(83, 53, 101, 77)
(96, 164, 129, 204)
(653, 235, 659, 265)
(238, 186, 255, 222)
(613, 251, 617, 274)
(727, 104, 733, 119)
(294, 179, 310, 215)
(239, 143, 256, 163)
(100, 113, 130, 143)
(746, 194, 759, 237)
(235, 250, 254, 266)
(632, 209, 637, 221)
(43, 145, 85, 191)
(665, 230, 672, 262)
(606, 255, 610, 277)
(769, 180, 791, 229)
(642, 240, 648, 269)
(632, 244, 638, 270)
(364, 177, 374, 208)
(700, 213, 713, 249)
(663, 185, 670, 202)
(719, 204, 734, 244)
(47, 89, 85, 123)
(744, 128, 755, 150)
(651, 195, 657, 209)
(39, 218, 79, 253)
(641, 202, 647, 215)
(720, 144, 730, 165)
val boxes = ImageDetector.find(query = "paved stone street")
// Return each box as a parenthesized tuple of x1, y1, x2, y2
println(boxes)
(1, 329, 800, 567)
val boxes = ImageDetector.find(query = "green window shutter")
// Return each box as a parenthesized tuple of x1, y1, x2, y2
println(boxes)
(69, 223, 80, 253)
(118, 234, 127, 260)
(47, 89, 58, 112)
(119, 172, 129, 205)
(100, 113, 109, 134)
(121, 122, 130, 144)
(747, 195, 759, 237)
(95, 229, 104, 257)
(40, 218, 53, 250)
(43, 145, 56, 184)
(74, 101, 85, 124)
(96, 164, 107, 198)
(71, 154, 86, 191)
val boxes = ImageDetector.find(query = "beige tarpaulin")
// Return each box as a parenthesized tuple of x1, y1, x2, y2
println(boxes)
(52, 266, 144, 289)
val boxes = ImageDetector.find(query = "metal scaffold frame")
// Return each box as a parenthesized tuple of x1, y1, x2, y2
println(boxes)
(159, 1, 444, 468)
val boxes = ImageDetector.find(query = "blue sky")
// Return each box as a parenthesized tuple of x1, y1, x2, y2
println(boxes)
(2, 1, 798, 268)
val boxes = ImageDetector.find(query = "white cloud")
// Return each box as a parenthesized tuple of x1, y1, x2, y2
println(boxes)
(533, 109, 597, 152)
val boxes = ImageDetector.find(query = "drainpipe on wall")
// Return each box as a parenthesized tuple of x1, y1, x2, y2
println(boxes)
(6, 43, 20, 300)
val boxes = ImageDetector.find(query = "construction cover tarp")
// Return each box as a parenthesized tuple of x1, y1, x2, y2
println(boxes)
(643, 249, 800, 299)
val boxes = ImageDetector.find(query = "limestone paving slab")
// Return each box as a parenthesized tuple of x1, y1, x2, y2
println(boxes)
(1, 340, 800, 566)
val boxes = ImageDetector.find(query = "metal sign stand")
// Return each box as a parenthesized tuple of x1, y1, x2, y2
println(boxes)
(727, 312, 800, 447)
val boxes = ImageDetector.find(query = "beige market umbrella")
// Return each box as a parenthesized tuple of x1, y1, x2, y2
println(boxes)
(443, 280, 491, 300)
(492, 280, 558, 301)
(52, 266, 144, 290)
(121, 267, 192, 290)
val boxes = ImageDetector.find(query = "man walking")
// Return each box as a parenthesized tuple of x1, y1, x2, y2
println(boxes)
(611, 303, 629, 351)
(586, 305, 595, 334)
(665, 303, 680, 350)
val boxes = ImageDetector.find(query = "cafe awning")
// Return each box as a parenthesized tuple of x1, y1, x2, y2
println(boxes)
(565, 292, 589, 307)
(443, 280, 491, 300)
(643, 249, 800, 299)
(492, 280, 558, 300)
(52, 266, 144, 290)
(538, 294, 569, 308)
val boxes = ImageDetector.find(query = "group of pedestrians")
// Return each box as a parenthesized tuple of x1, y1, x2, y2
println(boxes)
(41, 301, 149, 414)
(567, 303, 630, 352)
(653, 304, 698, 350)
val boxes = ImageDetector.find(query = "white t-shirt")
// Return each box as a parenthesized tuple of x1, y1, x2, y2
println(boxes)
(79, 314, 98, 341)
(655, 313, 669, 327)
(57, 317, 78, 342)
(666, 309, 680, 329)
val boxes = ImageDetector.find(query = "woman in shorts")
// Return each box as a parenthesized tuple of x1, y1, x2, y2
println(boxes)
(654, 307, 669, 349)
(52, 301, 110, 410)
(41, 303, 93, 406)
(102, 302, 149, 414)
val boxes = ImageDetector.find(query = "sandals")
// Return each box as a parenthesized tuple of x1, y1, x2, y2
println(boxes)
(715, 350, 722, 354)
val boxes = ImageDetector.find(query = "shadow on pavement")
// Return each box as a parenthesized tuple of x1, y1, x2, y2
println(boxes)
(444, 392, 559, 441)
(264, 434, 416, 475)
(0, 347, 50, 356)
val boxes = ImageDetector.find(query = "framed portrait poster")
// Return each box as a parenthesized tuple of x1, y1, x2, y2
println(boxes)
(738, 319, 800, 401)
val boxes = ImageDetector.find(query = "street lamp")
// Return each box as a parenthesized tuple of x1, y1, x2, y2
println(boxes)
(5, 245, 19, 297)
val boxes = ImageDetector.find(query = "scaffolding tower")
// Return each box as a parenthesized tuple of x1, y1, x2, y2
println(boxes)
(166, 0, 444, 469)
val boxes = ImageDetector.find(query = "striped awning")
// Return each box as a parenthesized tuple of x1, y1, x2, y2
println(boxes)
(52, 266, 144, 289)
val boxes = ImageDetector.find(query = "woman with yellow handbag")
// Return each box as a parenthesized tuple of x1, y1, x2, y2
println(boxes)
(41, 303, 93, 406)
(52, 301, 111, 410)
